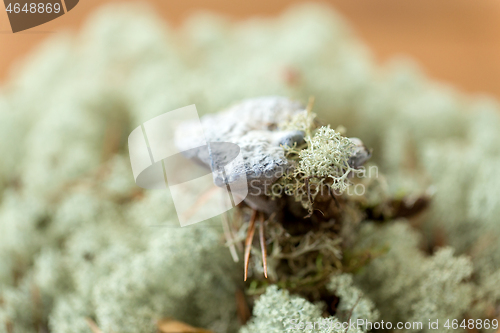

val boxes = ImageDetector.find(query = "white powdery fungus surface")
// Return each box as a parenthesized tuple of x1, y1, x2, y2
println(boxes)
(174, 96, 305, 192)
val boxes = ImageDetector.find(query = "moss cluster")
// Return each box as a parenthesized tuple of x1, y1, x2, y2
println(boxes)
(272, 123, 362, 214)
(297, 126, 357, 189)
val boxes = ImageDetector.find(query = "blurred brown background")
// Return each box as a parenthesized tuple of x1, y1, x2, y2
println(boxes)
(1, 0, 500, 98)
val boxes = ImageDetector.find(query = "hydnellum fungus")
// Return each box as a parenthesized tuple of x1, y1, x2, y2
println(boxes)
(175, 96, 372, 283)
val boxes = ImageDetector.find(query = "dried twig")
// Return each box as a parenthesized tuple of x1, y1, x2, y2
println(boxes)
(181, 186, 219, 222)
(85, 318, 103, 333)
(235, 289, 251, 325)
(244, 210, 258, 281)
(305, 177, 313, 206)
(329, 187, 340, 208)
(221, 211, 239, 262)
(157, 319, 213, 333)
(344, 295, 362, 333)
(259, 214, 268, 278)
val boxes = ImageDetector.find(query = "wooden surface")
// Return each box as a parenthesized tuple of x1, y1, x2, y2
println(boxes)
(1, 0, 500, 98)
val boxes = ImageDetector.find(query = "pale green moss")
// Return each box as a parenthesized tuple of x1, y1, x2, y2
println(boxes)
(280, 109, 317, 138)
(240, 285, 362, 333)
(298, 126, 357, 190)
(276, 125, 361, 212)
(327, 274, 379, 331)
(354, 223, 474, 333)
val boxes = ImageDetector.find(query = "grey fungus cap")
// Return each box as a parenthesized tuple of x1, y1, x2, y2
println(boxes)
(175, 96, 306, 194)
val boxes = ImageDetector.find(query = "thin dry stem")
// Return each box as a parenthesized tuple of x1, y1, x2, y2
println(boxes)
(221, 211, 239, 262)
(244, 210, 258, 281)
(85, 318, 103, 333)
(259, 214, 268, 278)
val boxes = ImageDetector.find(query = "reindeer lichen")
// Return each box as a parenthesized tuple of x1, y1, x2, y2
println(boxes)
(240, 285, 363, 333)
(275, 125, 362, 213)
